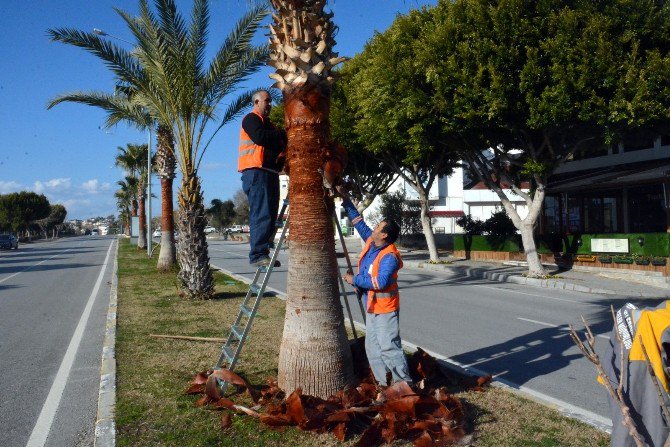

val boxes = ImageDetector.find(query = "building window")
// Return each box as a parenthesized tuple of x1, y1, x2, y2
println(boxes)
(628, 184, 666, 232)
(543, 196, 561, 233)
(623, 136, 655, 153)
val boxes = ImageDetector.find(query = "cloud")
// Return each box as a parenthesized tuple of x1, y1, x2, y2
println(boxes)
(81, 179, 111, 194)
(34, 177, 72, 194)
(0, 180, 22, 194)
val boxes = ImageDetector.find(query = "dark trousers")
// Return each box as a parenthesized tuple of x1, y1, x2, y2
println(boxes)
(242, 169, 279, 263)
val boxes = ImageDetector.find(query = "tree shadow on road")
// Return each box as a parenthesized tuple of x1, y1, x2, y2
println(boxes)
(0, 262, 101, 275)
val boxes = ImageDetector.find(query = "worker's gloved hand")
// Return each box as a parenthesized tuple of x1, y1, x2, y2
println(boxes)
(335, 184, 349, 200)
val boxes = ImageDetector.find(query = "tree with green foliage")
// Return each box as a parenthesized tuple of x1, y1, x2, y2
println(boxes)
(34, 204, 68, 239)
(206, 199, 236, 231)
(415, 0, 670, 276)
(330, 78, 398, 213)
(0, 192, 51, 238)
(342, 9, 459, 262)
(48, 0, 269, 298)
(232, 189, 249, 225)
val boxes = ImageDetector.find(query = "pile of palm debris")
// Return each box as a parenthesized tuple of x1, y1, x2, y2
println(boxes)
(186, 348, 491, 446)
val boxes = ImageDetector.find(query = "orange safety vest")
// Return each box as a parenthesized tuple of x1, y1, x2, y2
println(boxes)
(358, 238, 403, 314)
(237, 111, 265, 172)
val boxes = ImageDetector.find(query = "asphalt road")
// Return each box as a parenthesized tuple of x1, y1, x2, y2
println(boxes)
(0, 236, 116, 447)
(207, 237, 667, 428)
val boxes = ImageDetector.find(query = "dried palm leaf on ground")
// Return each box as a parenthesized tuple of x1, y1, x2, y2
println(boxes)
(186, 347, 490, 445)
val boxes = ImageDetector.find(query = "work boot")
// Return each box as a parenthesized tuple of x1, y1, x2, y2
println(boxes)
(251, 257, 281, 268)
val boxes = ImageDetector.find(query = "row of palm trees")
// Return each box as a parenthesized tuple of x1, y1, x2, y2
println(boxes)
(47, 0, 269, 298)
(49, 0, 356, 398)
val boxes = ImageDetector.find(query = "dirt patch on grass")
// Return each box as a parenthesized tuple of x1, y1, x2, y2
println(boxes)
(115, 239, 609, 446)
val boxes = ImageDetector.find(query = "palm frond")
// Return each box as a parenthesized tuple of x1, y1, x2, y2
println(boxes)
(203, 4, 268, 97)
(197, 89, 256, 169)
(47, 91, 153, 129)
(47, 27, 143, 87)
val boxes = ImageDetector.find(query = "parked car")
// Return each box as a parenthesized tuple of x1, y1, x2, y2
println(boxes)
(229, 225, 243, 232)
(91, 229, 99, 235)
(0, 234, 18, 250)
(241, 225, 250, 233)
(152, 229, 161, 238)
(84, 229, 92, 235)
(204, 226, 216, 234)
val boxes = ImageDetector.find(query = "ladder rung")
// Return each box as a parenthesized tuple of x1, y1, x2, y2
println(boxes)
(250, 284, 261, 295)
(240, 305, 253, 317)
(231, 325, 244, 340)
(223, 347, 235, 361)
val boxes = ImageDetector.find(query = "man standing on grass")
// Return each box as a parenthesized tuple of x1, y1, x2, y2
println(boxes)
(238, 90, 286, 267)
(337, 185, 413, 389)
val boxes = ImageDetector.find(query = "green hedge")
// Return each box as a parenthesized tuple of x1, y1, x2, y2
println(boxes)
(453, 235, 522, 252)
(455, 233, 670, 257)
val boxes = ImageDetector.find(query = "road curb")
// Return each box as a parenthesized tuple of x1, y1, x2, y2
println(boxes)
(210, 261, 612, 433)
(94, 240, 118, 447)
(407, 261, 621, 295)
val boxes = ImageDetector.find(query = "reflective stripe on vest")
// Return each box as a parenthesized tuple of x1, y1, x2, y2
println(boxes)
(358, 238, 403, 314)
(237, 111, 265, 172)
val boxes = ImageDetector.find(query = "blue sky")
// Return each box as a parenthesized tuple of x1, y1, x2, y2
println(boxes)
(0, 0, 435, 220)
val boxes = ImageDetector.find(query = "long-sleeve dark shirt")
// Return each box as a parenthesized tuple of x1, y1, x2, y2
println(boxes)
(241, 113, 286, 172)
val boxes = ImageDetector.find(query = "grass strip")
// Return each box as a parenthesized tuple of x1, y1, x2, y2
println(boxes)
(116, 238, 610, 446)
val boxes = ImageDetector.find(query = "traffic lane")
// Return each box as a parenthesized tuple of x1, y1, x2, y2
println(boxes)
(0, 236, 115, 447)
(394, 267, 664, 418)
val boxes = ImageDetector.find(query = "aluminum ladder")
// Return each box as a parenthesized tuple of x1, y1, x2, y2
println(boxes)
(214, 199, 365, 390)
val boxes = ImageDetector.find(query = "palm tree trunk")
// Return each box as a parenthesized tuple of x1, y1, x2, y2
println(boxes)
(138, 194, 147, 249)
(155, 124, 177, 271)
(157, 177, 176, 270)
(176, 172, 214, 299)
(277, 84, 354, 398)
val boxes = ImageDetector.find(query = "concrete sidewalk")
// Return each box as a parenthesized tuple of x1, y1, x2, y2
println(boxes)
(338, 236, 669, 298)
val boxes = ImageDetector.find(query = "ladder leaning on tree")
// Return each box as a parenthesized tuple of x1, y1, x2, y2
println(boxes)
(213, 199, 365, 392)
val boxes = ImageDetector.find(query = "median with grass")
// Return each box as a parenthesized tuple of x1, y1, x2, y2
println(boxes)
(115, 238, 609, 446)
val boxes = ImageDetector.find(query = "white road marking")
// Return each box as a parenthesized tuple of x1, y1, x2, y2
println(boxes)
(25, 240, 115, 447)
(0, 248, 75, 284)
(518, 317, 609, 340)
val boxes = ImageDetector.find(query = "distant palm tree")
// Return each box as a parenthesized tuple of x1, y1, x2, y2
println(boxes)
(115, 188, 133, 235)
(48, 0, 269, 298)
(115, 144, 149, 249)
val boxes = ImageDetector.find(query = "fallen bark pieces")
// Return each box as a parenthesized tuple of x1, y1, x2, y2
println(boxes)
(186, 347, 490, 445)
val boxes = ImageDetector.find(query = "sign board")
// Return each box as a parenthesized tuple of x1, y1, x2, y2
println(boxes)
(591, 238, 629, 253)
(131, 216, 140, 238)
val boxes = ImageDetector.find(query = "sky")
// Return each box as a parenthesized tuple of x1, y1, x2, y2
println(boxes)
(0, 0, 435, 220)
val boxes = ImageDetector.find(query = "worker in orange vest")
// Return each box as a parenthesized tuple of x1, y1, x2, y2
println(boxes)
(238, 90, 286, 267)
(337, 185, 413, 388)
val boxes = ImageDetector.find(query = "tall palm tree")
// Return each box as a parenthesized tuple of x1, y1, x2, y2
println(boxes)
(49, 85, 179, 271)
(48, 0, 269, 298)
(115, 144, 149, 249)
(269, 0, 354, 397)
(116, 177, 138, 235)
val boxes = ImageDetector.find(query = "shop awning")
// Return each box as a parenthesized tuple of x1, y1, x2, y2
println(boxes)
(547, 159, 670, 193)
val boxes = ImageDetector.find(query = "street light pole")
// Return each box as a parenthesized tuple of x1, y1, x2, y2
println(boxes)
(147, 129, 152, 257)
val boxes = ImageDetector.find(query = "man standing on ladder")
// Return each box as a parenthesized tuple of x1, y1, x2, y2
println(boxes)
(337, 185, 414, 389)
(238, 90, 286, 267)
